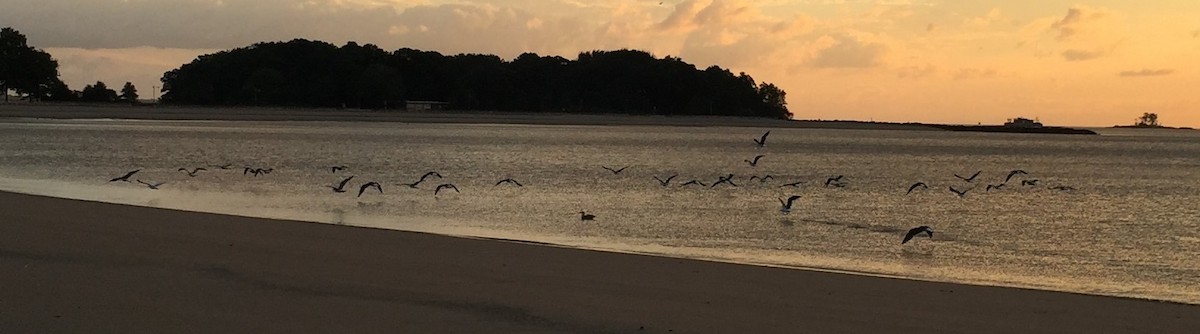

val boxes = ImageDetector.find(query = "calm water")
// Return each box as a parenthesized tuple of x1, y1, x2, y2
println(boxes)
(1, 119, 1198, 304)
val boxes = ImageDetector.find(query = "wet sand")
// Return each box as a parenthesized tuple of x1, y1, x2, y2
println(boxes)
(1, 191, 1196, 333)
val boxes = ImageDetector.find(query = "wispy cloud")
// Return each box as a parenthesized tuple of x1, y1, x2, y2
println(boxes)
(1118, 69, 1175, 77)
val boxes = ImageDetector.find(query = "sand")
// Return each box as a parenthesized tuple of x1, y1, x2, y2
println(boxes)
(1, 191, 1197, 333)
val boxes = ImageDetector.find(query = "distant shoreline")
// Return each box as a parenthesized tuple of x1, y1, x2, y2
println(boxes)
(0, 103, 1096, 134)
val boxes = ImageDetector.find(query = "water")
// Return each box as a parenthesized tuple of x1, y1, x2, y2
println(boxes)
(1, 118, 1198, 304)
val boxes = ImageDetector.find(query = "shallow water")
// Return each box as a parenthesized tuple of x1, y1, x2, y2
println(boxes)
(1, 118, 1198, 304)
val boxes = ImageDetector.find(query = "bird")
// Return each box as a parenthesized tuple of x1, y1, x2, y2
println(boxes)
(208, 163, 233, 170)
(136, 179, 165, 190)
(177, 167, 207, 177)
(108, 169, 140, 182)
(602, 166, 629, 174)
(1021, 179, 1040, 186)
(778, 195, 801, 214)
(749, 175, 774, 183)
(579, 211, 596, 221)
(243, 167, 269, 177)
(331, 165, 348, 173)
(357, 181, 383, 197)
(902, 226, 934, 244)
(495, 178, 523, 187)
(399, 179, 424, 189)
(954, 170, 982, 182)
(824, 175, 845, 187)
(711, 174, 738, 188)
(328, 176, 354, 193)
(653, 174, 677, 186)
(779, 181, 803, 188)
(418, 171, 443, 182)
(985, 183, 1005, 192)
(1004, 169, 1028, 183)
(744, 154, 764, 167)
(753, 131, 770, 148)
(948, 186, 969, 198)
(1049, 186, 1076, 191)
(680, 179, 708, 187)
(434, 183, 460, 195)
(906, 182, 928, 195)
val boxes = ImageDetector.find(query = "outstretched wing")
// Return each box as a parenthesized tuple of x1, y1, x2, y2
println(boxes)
(614, 166, 628, 173)
(758, 131, 770, 145)
(337, 176, 354, 188)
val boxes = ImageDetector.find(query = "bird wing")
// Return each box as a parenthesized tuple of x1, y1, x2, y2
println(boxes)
(357, 183, 373, 197)
(759, 131, 770, 144)
(786, 195, 801, 207)
(602, 166, 614, 172)
(969, 170, 982, 180)
(902, 228, 920, 244)
(615, 166, 628, 173)
(136, 179, 151, 186)
(337, 176, 354, 188)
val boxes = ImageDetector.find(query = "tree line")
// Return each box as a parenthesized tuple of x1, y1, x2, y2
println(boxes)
(1, 27, 140, 103)
(161, 39, 791, 118)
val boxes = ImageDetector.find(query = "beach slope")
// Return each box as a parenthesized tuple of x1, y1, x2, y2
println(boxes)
(1, 191, 1195, 333)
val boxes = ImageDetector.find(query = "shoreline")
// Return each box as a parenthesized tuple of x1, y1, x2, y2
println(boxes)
(2, 190, 1197, 332)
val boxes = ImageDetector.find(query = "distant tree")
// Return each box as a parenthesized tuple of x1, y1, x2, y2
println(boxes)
(1, 27, 65, 102)
(119, 82, 139, 103)
(1135, 112, 1159, 127)
(758, 83, 790, 119)
(80, 81, 118, 102)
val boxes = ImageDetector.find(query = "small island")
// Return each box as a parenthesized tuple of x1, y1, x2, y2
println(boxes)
(1112, 113, 1194, 130)
(923, 117, 1097, 135)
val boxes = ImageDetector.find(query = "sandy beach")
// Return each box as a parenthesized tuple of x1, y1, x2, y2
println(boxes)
(1, 191, 1196, 333)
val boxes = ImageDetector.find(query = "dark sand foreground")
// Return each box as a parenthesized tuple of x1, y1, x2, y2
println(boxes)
(1, 191, 1196, 333)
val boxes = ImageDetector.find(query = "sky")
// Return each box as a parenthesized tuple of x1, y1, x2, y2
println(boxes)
(3, 0, 1198, 127)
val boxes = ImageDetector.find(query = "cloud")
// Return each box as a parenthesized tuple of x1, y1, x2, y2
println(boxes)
(1049, 6, 1108, 41)
(952, 67, 996, 80)
(808, 34, 887, 68)
(1118, 69, 1175, 77)
(896, 64, 936, 78)
(1061, 47, 1110, 61)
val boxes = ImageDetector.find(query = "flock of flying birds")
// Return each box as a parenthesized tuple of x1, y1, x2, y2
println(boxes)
(104, 130, 1075, 245)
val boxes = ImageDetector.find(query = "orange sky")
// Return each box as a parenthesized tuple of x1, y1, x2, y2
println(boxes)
(5, 0, 1198, 127)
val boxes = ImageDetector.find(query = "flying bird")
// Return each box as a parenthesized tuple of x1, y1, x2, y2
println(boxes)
(948, 186, 969, 198)
(906, 182, 928, 195)
(357, 181, 383, 197)
(434, 183, 460, 195)
(954, 170, 982, 182)
(602, 166, 629, 175)
(753, 131, 770, 148)
(749, 175, 774, 183)
(824, 175, 845, 187)
(711, 174, 738, 187)
(778, 195, 801, 214)
(418, 171, 443, 182)
(177, 167, 207, 177)
(331, 165, 348, 173)
(136, 179, 165, 190)
(986, 183, 1005, 192)
(680, 179, 708, 187)
(108, 169, 141, 182)
(1021, 179, 1040, 186)
(495, 178, 523, 187)
(744, 154, 765, 167)
(328, 176, 354, 193)
(579, 211, 596, 221)
(1004, 169, 1028, 183)
(653, 174, 678, 187)
(902, 226, 934, 244)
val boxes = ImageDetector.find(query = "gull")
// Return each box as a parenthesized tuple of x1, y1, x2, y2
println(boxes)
(906, 182, 928, 195)
(749, 175, 774, 183)
(1004, 169, 1028, 183)
(711, 174, 738, 188)
(744, 154, 764, 167)
(495, 178, 523, 187)
(108, 169, 140, 182)
(954, 170, 982, 182)
(331, 165, 348, 173)
(243, 167, 270, 177)
(824, 175, 845, 187)
(178, 167, 207, 177)
(136, 179, 165, 190)
(948, 186, 969, 198)
(753, 131, 770, 148)
(328, 176, 354, 193)
(986, 183, 1005, 192)
(778, 195, 801, 214)
(418, 171, 442, 182)
(434, 183, 460, 195)
(1021, 179, 1040, 186)
(357, 181, 383, 197)
(653, 174, 677, 187)
(779, 181, 803, 188)
(602, 166, 629, 175)
(579, 211, 596, 221)
(902, 226, 934, 244)
(680, 179, 708, 187)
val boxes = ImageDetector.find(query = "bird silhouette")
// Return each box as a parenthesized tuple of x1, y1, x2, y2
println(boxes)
(744, 155, 765, 167)
(711, 174, 738, 188)
(495, 178, 523, 187)
(749, 175, 774, 183)
(357, 182, 382, 197)
(434, 183, 460, 195)
(753, 131, 770, 148)
(986, 183, 1005, 192)
(177, 167, 207, 177)
(954, 170, 982, 182)
(1004, 169, 1028, 183)
(331, 165, 348, 173)
(579, 211, 596, 221)
(902, 226, 934, 244)
(328, 176, 354, 193)
(419, 171, 442, 182)
(136, 179, 164, 190)
(824, 175, 845, 187)
(653, 174, 678, 186)
(778, 195, 802, 214)
(680, 180, 708, 187)
(602, 166, 629, 174)
(108, 169, 141, 182)
(948, 186, 969, 198)
(906, 182, 928, 195)
(1021, 179, 1040, 186)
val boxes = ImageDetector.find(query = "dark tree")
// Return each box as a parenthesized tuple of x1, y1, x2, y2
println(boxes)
(119, 82, 139, 102)
(80, 81, 118, 102)
(1135, 113, 1159, 127)
(1, 27, 67, 102)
